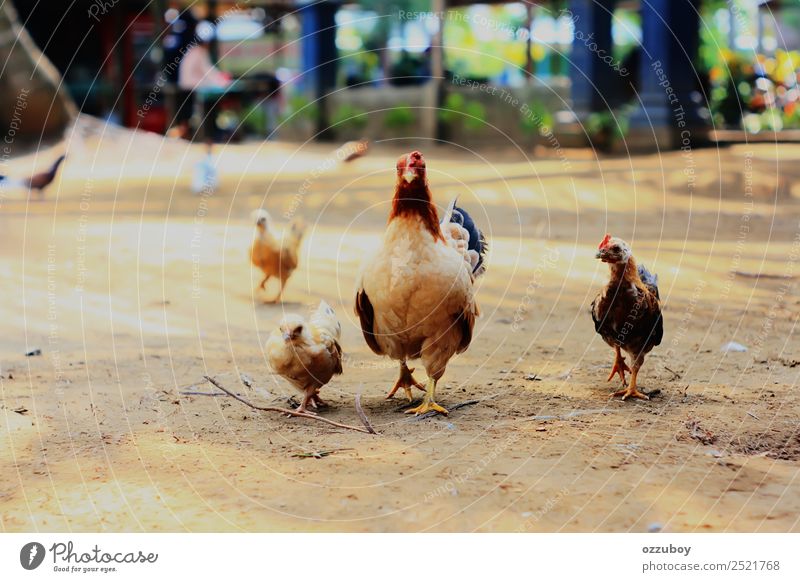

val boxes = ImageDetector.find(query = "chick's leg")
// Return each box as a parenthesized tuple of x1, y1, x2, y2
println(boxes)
(612, 357, 649, 401)
(258, 275, 270, 291)
(607, 345, 631, 385)
(385, 361, 425, 401)
(310, 388, 328, 409)
(405, 377, 448, 416)
(295, 387, 318, 415)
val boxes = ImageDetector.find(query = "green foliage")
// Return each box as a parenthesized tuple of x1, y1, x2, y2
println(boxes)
(520, 101, 553, 136)
(384, 105, 415, 130)
(439, 93, 487, 133)
(438, 93, 465, 125)
(586, 109, 630, 147)
(331, 104, 368, 131)
(281, 94, 320, 125)
(462, 100, 487, 131)
(241, 104, 266, 133)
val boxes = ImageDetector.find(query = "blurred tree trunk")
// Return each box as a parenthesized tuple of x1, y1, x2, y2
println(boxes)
(0, 1, 76, 148)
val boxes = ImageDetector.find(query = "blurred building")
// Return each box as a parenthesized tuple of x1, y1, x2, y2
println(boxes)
(10, 0, 800, 150)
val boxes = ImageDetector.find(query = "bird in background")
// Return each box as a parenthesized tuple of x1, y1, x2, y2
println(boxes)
(335, 139, 369, 163)
(249, 209, 306, 303)
(0, 154, 66, 199)
(355, 150, 487, 415)
(265, 300, 343, 414)
(591, 234, 663, 401)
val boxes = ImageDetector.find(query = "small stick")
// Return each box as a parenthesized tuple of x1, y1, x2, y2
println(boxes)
(203, 376, 373, 434)
(355, 393, 377, 434)
(746, 410, 760, 420)
(664, 366, 681, 380)
(180, 391, 228, 397)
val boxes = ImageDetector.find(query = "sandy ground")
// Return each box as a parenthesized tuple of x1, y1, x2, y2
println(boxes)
(1, 124, 799, 532)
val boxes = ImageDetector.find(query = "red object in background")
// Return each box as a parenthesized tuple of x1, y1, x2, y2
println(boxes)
(118, 10, 168, 133)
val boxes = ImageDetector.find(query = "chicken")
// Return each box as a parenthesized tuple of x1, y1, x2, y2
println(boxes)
(265, 301, 343, 414)
(249, 210, 306, 303)
(355, 150, 487, 416)
(591, 234, 663, 400)
(0, 154, 66, 199)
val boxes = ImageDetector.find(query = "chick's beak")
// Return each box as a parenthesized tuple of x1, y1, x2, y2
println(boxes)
(595, 250, 604, 259)
(282, 331, 291, 342)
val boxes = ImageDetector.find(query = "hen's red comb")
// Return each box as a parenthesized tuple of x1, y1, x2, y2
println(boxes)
(598, 233, 611, 249)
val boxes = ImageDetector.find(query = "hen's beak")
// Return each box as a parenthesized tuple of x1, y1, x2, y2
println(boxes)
(595, 250, 604, 259)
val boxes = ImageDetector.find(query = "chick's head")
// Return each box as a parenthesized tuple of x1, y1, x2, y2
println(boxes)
(252, 209, 271, 231)
(278, 314, 308, 343)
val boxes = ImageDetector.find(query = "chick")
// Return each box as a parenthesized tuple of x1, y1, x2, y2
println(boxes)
(265, 301, 343, 414)
(249, 210, 306, 303)
(591, 234, 663, 400)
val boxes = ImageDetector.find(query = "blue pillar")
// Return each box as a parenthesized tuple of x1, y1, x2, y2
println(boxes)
(568, 0, 617, 116)
(299, 0, 340, 137)
(629, 0, 707, 149)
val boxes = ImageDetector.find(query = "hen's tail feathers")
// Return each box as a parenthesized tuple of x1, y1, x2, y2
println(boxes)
(638, 263, 660, 298)
(311, 300, 342, 340)
(440, 198, 487, 277)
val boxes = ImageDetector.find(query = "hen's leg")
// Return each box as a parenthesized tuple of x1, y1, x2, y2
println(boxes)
(258, 275, 270, 291)
(607, 345, 631, 385)
(612, 356, 649, 401)
(385, 361, 425, 401)
(405, 377, 448, 416)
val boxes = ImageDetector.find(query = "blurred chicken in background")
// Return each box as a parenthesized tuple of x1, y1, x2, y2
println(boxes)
(0, 154, 66, 200)
(249, 209, 306, 303)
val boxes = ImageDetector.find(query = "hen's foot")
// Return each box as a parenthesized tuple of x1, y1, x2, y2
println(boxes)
(405, 399, 448, 416)
(611, 385, 649, 401)
(404, 378, 448, 416)
(386, 363, 425, 401)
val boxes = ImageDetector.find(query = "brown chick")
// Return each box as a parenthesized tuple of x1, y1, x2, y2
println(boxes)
(591, 234, 663, 401)
(249, 210, 306, 303)
(265, 301, 343, 414)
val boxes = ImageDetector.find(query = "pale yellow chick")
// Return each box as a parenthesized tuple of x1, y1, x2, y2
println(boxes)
(265, 301, 343, 414)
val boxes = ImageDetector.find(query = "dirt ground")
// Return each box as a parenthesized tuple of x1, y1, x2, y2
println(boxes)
(1, 122, 799, 532)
